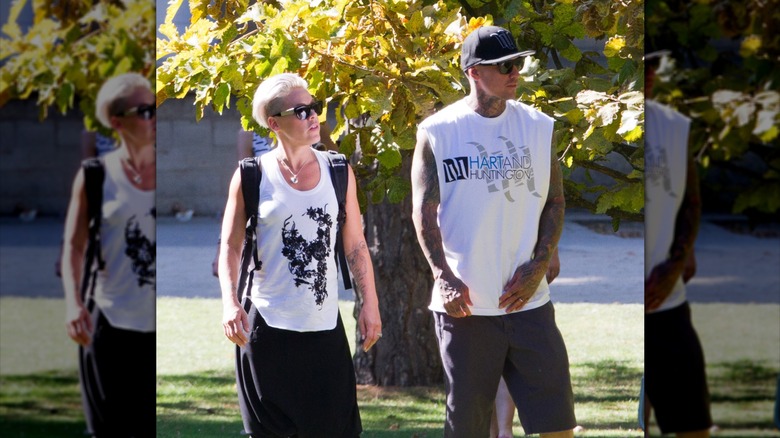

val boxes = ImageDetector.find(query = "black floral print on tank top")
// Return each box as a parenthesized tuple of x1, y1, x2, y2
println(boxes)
(124, 208, 156, 287)
(281, 205, 333, 308)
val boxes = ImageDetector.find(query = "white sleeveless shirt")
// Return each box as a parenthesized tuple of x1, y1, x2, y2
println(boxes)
(419, 99, 554, 315)
(645, 100, 690, 313)
(249, 150, 340, 331)
(93, 149, 156, 332)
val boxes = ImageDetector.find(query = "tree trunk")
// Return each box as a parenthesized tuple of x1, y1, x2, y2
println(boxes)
(351, 161, 443, 386)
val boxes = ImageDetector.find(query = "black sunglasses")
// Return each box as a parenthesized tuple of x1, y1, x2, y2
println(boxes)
(484, 58, 524, 75)
(117, 104, 156, 120)
(273, 100, 323, 120)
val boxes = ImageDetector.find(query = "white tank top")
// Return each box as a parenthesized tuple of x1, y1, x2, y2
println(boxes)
(419, 99, 553, 315)
(645, 100, 689, 313)
(93, 149, 156, 332)
(249, 150, 340, 331)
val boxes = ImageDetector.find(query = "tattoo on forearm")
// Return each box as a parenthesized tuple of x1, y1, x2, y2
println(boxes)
(534, 153, 565, 262)
(670, 157, 701, 262)
(413, 142, 447, 276)
(534, 202, 564, 262)
(346, 241, 369, 296)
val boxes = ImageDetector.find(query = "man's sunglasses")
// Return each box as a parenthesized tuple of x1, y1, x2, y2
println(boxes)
(117, 104, 156, 120)
(273, 100, 323, 120)
(484, 59, 524, 75)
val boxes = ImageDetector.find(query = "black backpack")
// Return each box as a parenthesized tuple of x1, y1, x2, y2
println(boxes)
(236, 151, 353, 301)
(80, 158, 106, 305)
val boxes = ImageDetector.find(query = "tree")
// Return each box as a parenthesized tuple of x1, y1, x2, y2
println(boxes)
(646, 0, 780, 221)
(157, 0, 644, 385)
(0, 0, 156, 133)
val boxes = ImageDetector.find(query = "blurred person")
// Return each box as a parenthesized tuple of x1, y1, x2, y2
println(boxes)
(644, 51, 712, 437)
(412, 26, 575, 437)
(61, 72, 156, 437)
(236, 128, 274, 161)
(218, 73, 381, 437)
(490, 248, 561, 438)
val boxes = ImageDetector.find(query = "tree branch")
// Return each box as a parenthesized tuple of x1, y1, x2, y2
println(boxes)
(572, 158, 641, 183)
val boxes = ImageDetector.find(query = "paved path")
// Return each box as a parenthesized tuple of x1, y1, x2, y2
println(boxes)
(1, 212, 777, 304)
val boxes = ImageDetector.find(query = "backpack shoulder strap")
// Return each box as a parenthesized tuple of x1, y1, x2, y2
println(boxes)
(80, 157, 105, 304)
(325, 151, 353, 290)
(237, 156, 262, 301)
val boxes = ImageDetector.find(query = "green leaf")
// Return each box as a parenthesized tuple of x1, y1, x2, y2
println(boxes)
(269, 57, 289, 76)
(387, 176, 411, 203)
(213, 82, 231, 113)
(377, 147, 402, 170)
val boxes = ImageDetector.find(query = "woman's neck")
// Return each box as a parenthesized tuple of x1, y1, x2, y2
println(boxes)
(276, 141, 314, 168)
(119, 141, 155, 168)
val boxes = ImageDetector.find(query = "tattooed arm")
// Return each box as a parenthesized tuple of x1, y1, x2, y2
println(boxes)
(500, 146, 565, 312)
(219, 167, 251, 346)
(411, 129, 472, 318)
(342, 165, 382, 351)
(646, 155, 701, 311)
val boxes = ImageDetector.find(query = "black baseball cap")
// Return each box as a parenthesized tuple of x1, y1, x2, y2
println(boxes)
(461, 25, 535, 71)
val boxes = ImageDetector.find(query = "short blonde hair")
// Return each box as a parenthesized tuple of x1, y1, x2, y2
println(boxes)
(252, 73, 309, 129)
(95, 72, 152, 128)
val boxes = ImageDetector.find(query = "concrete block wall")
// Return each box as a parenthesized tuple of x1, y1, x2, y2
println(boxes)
(155, 96, 243, 218)
(0, 100, 85, 216)
(0, 95, 242, 218)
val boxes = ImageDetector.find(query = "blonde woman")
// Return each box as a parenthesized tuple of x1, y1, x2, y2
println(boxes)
(219, 73, 381, 437)
(61, 72, 156, 437)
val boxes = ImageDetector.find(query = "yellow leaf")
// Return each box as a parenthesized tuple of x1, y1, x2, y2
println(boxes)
(165, 0, 184, 24)
(622, 125, 643, 142)
(158, 23, 179, 40)
(759, 125, 778, 143)
(740, 35, 762, 58)
(604, 36, 625, 57)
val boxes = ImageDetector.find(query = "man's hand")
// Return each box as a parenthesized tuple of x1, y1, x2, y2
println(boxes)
(645, 259, 685, 312)
(222, 302, 251, 347)
(437, 272, 472, 318)
(500, 259, 546, 312)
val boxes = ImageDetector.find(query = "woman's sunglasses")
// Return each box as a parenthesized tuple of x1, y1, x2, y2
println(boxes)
(273, 100, 323, 120)
(117, 104, 156, 120)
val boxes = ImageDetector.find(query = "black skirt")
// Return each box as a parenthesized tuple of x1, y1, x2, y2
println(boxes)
(236, 298, 362, 438)
(79, 306, 156, 438)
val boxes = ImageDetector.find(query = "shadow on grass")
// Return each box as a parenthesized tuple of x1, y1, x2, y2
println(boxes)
(0, 371, 87, 438)
(4, 362, 777, 437)
(572, 359, 643, 402)
(709, 360, 778, 403)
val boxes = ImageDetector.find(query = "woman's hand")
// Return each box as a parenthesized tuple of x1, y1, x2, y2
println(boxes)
(358, 301, 382, 352)
(66, 303, 92, 346)
(223, 301, 251, 347)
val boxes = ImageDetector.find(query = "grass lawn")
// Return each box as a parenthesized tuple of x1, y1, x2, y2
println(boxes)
(2, 297, 778, 437)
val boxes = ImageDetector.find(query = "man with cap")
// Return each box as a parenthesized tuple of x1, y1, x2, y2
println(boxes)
(643, 49, 712, 438)
(411, 25, 576, 437)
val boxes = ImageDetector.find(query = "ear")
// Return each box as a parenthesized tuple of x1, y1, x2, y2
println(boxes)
(109, 116, 123, 131)
(466, 66, 479, 80)
(267, 116, 279, 132)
